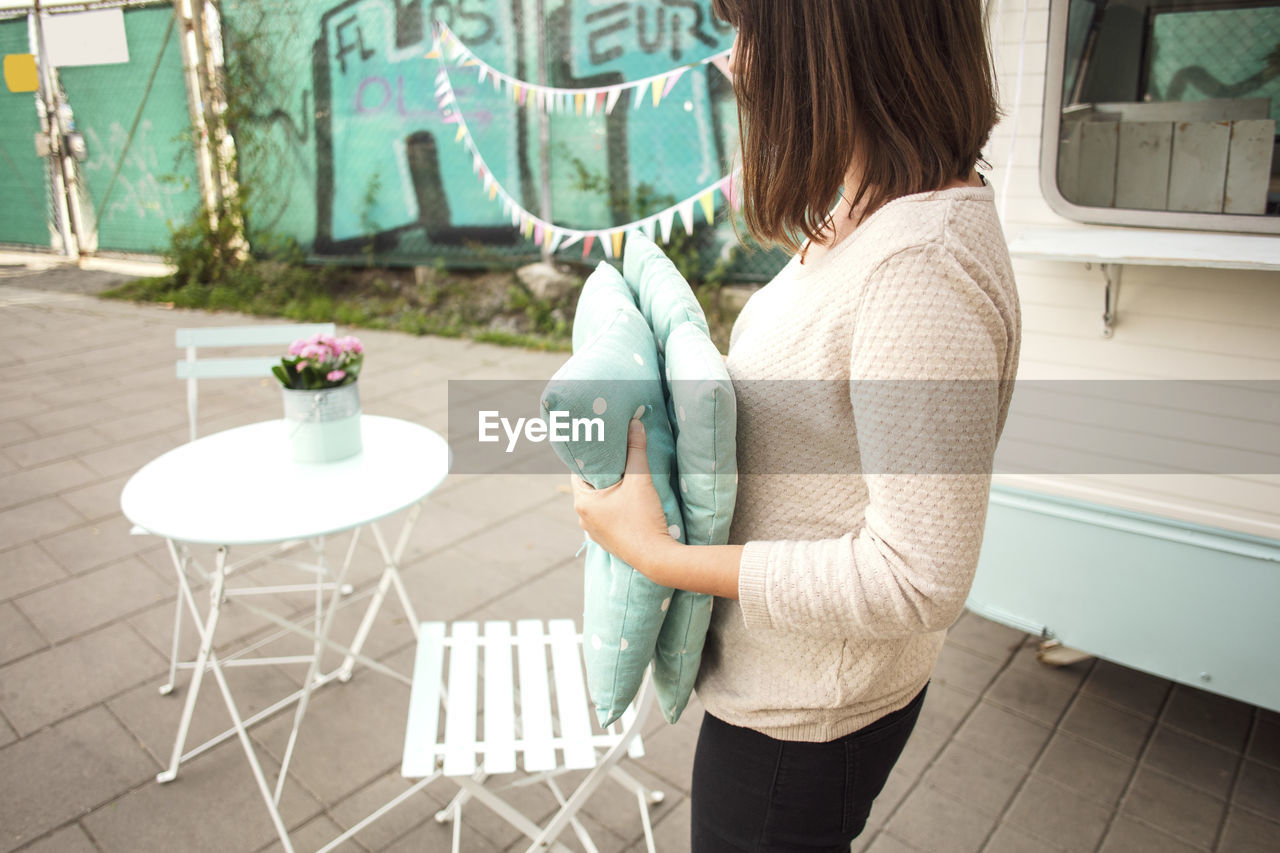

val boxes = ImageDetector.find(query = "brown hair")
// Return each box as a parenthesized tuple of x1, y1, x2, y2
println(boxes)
(711, 0, 1001, 252)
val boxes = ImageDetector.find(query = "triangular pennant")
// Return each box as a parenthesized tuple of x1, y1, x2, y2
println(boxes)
(524, 216, 536, 240)
(699, 191, 716, 224)
(633, 81, 648, 110)
(547, 229, 564, 253)
(455, 125, 467, 143)
(662, 68, 685, 99)
(595, 91, 607, 114)
(425, 48, 440, 60)
(534, 222, 544, 245)
(519, 85, 528, 106)
(477, 66, 488, 84)
(678, 199, 696, 235)
(658, 208, 675, 243)
(574, 92, 585, 116)
(493, 72, 503, 92)
(536, 89, 546, 112)
(582, 234, 596, 259)
(463, 58, 480, 67)
(610, 230, 624, 258)
(560, 232, 583, 252)
(652, 74, 667, 107)
(605, 88, 622, 114)
(639, 219, 655, 243)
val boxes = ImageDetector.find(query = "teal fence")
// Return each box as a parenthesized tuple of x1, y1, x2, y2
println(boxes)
(0, 16, 51, 247)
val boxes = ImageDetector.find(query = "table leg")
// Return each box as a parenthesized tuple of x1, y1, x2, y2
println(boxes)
(338, 501, 424, 681)
(158, 545, 229, 784)
(159, 539, 191, 696)
(271, 532, 361, 805)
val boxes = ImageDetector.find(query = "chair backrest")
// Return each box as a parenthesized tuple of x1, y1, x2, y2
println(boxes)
(176, 323, 336, 442)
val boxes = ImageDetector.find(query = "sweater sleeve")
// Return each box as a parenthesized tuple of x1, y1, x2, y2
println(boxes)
(737, 242, 1008, 638)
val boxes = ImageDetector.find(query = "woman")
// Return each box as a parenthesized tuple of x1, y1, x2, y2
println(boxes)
(572, 1, 1021, 849)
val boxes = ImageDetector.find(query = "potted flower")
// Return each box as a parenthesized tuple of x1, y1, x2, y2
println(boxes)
(273, 333, 366, 463)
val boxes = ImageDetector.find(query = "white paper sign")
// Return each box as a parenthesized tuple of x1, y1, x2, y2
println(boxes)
(43, 8, 130, 68)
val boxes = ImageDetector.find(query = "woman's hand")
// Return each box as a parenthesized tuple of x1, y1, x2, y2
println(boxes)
(570, 419, 679, 577)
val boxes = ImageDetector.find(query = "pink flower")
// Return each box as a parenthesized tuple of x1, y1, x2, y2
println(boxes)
(295, 361, 308, 372)
(326, 369, 346, 382)
(336, 336, 364, 354)
(287, 339, 306, 356)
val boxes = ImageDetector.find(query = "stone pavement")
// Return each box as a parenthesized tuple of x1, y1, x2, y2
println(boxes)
(0, 260, 1276, 853)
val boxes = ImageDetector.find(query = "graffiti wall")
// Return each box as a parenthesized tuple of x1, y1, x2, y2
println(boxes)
(224, 0, 775, 274)
(0, 16, 51, 247)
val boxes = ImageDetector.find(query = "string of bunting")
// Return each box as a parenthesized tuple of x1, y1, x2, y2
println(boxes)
(427, 22, 733, 116)
(432, 42, 742, 260)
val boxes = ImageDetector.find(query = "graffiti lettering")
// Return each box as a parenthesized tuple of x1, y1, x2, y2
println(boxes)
(335, 15, 376, 74)
(427, 0, 496, 47)
(587, 0, 725, 65)
(355, 74, 449, 120)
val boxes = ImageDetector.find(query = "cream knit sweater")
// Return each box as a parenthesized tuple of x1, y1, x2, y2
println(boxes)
(696, 183, 1021, 741)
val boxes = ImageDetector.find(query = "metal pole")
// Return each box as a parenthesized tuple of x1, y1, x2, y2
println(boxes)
(535, 0, 552, 262)
(31, 0, 79, 257)
(173, 0, 218, 222)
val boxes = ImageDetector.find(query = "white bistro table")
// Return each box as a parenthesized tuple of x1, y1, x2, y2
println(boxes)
(122, 415, 450, 852)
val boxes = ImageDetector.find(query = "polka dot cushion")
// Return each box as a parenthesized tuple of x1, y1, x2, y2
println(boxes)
(542, 261, 686, 727)
(624, 232, 737, 724)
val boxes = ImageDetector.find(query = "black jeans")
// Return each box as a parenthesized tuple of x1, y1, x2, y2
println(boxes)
(690, 685, 927, 852)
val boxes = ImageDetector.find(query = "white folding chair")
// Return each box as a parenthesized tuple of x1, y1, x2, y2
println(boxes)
(402, 619, 664, 853)
(141, 323, 339, 696)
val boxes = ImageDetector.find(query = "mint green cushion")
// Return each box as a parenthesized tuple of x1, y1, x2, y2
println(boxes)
(541, 262, 684, 727)
(623, 232, 737, 723)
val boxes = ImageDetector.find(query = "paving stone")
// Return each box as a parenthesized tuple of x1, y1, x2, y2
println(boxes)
(469, 560, 585, 625)
(0, 418, 36, 446)
(126, 589, 299, 667)
(0, 543, 67, 602)
(931, 644, 1005, 696)
(254, 814, 362, 853)
(16, 556, 172, 643)
(59, 473, 132, 521)
(948, 610, 1025, 661)
(94, 405, 191, 444)
(1122, 768, 1226, 849)
(0, 601, 45, 665)
(632, 707, 701, 795)
(0, 706, 157, 851)
(250, 671, 412, 806)
(39, 517, 163, 575)
(400, 498, 510, 564)
(1163, 685, 1254, 753)
(567, 761, 680, 846)
(82, 739, 323, 853)
(863, 832, 925, 853)
(1247, 711, 1280, 769)
(0, 497, 85, 550)
(1098, 816, 1207, 853)
(625, 795, 690, 853)
(421, 768, 562, 851)
(79, 430, 181, 479)
(23, 400, 133, 437)
(0, 621, 165, 735)
(1218, 808, 1280, 853)
(16, 823, 99, 853)
(953, 701, 1054, 769)
(107, 659, 306, 769)
(1082, 660, 1170, 718)
(327, 770, 446, 852)
(884, 784, 995, 853)
(920, 740, 1027, 816)
(1059, 694, 1154, 758)
(0, 450, 15, 475)
(984, 666, 1078, 727)
(1145, 725, 1239, 800)
(1234, 760, 1280, 823)
(0, 717, 14, 748)
(5, 426, 110, 469)
(983, 823, 1064, 852)
(1036, 733, 1135, 807)
(915, 680, 979, 737)
(1005, 774, 1112, 853)
(892, 723, 947, 779)
(0, 459, 98, 511)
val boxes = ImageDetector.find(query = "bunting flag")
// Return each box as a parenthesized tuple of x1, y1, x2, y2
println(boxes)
(433, 22, 730, 115)
(432, 54, 741, 260)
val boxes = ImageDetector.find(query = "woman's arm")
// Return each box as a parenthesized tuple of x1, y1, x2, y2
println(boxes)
(570, 419, 743, 598)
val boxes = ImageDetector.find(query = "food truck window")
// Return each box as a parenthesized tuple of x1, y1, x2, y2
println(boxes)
(1044, 0, 1280, 233)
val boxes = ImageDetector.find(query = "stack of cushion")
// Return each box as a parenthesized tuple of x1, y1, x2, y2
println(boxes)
(541, 232, 737, 726)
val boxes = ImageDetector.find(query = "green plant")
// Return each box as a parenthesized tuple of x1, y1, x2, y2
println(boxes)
(272, 333, 365, 390)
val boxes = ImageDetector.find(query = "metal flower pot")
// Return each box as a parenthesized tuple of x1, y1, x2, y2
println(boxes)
(282, 382, 363, 463)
